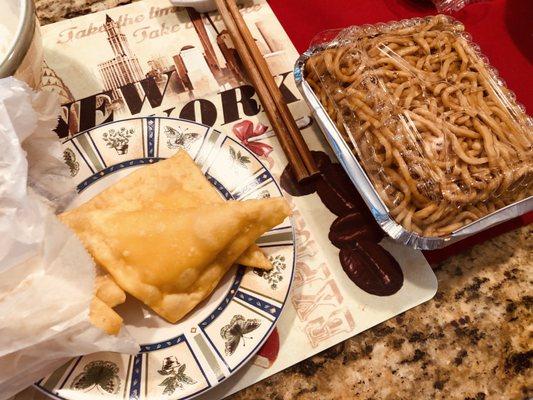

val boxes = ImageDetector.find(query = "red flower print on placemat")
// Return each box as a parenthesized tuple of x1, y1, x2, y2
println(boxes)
(232, 120, 273, 157)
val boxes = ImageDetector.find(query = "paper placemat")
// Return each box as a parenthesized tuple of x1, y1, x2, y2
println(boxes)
(38, 1, 437, 398)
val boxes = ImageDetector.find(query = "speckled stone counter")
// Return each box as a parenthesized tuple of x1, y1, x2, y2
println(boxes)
(34, 2, 533, 399)
(227, 226, 532, 400)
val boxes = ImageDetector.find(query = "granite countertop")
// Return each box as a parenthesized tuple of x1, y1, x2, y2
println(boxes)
(229, 225, 532, 400)
(34, 1, 532, 399)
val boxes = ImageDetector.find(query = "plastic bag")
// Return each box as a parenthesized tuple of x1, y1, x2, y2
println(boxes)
(0, 77, 138, 400)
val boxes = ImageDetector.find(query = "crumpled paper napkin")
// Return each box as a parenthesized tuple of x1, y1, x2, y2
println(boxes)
(0, 77, 139, 400)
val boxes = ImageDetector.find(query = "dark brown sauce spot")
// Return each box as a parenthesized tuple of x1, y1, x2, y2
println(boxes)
(329, 212, 384, 248)
(280, 165, 316, 196)
(340, 242, 403, 296)
(280, 150, 404, 296)
(279, 151, 327, 196)
(316, 163, 369, 217)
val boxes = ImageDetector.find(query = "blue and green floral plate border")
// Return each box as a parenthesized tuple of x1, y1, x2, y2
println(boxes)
(35, 117, 295, 400)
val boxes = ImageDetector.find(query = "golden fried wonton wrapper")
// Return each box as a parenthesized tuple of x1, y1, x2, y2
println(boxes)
(95, 273, 126, 308)
(85, 268, 126, 334)
(61, 150, 271, 270)
(67, 199, 290, 323)
(89, 297, 123, 335)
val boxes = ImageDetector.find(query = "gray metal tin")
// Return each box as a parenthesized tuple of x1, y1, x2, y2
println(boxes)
(294, 50, 533, 250)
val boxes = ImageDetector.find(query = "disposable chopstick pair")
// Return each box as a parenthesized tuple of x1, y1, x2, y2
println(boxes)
(214, 0, 318, 182)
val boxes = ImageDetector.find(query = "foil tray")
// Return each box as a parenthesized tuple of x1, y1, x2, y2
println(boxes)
(294, 50, 533, 250)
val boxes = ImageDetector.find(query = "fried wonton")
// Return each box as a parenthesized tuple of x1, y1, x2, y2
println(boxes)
(95, 273, 126, 308)
(61, 150, 271, 270)
(89, 297, 123, 335)
(87, 271, 125, 334)
(67, 198, 290, 323)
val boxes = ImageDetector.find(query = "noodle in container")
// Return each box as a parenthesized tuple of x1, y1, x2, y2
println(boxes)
(295, 15, 532, 250)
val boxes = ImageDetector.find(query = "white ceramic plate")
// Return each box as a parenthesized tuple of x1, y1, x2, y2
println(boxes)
(35, 117, 295, 400)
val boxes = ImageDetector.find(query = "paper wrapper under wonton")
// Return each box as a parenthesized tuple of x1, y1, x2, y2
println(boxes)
(0, 77, 139, 400)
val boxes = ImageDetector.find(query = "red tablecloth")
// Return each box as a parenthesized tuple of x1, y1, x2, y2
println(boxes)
(268, 0, 532, 263)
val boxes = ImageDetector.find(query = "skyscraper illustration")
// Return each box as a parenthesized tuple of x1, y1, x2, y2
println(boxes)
(186, 8, 245, 88)
(98, 14, 144, 91)
(41, 60, 80, 136)
(91, 8, 288, 105)
(41, 60, 75, 104)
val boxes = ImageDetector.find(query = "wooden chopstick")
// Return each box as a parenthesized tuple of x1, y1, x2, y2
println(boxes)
(214, 0, 318, 182)
(223, 0, 319, 177)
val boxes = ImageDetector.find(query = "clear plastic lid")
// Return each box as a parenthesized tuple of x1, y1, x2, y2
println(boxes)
(432, 0, 469, 13)
(305, 15, 533, 237)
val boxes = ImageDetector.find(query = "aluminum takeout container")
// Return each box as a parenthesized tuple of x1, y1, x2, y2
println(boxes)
(294, 24, 532, 250)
